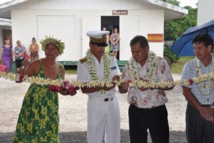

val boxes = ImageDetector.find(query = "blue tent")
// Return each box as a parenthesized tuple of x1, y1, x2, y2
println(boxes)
(169, 20, 214, 56)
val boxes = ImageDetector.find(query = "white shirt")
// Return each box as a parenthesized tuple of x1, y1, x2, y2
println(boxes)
(181, 57, 214, 105)
(77, 54, 121, 97)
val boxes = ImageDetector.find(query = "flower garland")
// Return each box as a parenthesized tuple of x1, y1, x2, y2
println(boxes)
(128, 51, 157, 87)
(195, 58, 214, 96)
(1, 69, 214, 88)
(147, 51, 157, 80)
(48, 80, 76, 93)
(85, 49, 112, 93)
(129, 57, 140, 81)
(86, 49, 111, 82)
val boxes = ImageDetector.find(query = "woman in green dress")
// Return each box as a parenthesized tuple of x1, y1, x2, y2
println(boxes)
(13, 36, 77, 143)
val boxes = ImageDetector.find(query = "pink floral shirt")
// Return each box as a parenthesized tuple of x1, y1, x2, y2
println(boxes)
(122, 56, 173, 108)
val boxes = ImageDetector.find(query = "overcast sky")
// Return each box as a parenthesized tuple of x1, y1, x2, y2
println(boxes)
(0, 0, 10, 4)
(0, 0, 199, 8)
(177, 0, 198, 8)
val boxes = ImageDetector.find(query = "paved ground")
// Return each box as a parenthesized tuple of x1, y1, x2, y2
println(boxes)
(0, 74, 187, 143)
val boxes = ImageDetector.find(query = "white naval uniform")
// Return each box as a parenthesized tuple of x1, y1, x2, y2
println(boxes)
(77, 54, 121, 143)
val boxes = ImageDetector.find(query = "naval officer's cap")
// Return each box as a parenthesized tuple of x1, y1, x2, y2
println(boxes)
(86, 30, 110, 47)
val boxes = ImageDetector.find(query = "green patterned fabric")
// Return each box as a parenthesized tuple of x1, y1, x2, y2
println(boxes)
(13, 62, 62, 143)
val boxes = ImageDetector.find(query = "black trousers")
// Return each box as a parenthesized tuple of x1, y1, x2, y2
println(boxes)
(186, 104, 214, 143)
(15, 58, 24, 68)
(129, 104, 169, 143)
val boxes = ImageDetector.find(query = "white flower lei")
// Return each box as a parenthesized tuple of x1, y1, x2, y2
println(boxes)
(128, 51, 157, 87)
(1, 71, 214, 88)
(86, 49, 111, 82)
(2, 51, 214, 88)
(195, 57, 214, 96)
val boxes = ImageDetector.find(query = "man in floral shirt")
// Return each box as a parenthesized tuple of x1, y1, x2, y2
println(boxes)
(118, 35, 173, 143)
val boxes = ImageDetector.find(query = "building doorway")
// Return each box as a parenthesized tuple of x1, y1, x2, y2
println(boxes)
(2, 29, 12, 43)
(0, 28, 12, 61)
(101, 16, 120, 60)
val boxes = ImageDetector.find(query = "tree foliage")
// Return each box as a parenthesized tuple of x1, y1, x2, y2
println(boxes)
(159, 0, 197, 64)
(160, 0, 180, 6)
(160, 0, 198, 40)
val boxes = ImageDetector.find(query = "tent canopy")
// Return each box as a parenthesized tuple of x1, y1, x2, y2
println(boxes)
(169, 20, 214, 56)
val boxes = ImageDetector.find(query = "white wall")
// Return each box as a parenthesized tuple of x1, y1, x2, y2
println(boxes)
(139, 10, 164, 57)
(12, 10, 37, 56)
(37, 15, 76, 60)
(119, 10, 165, 59)
(12, 10, 82, 61)
(197, 0, 214, 25)
(11, 9, 164, 61)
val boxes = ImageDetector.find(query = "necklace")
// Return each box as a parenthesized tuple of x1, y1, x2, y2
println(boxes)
(128, 51, 157, 83)
(195, 58, 214, 96)
(86, 50, 111, 82)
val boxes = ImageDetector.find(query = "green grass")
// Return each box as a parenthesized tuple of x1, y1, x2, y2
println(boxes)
(65, 69, 77, 74)
(171, 56, 194, 74)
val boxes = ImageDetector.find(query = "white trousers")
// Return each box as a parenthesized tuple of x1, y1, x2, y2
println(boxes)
(87, 95, 120, 143)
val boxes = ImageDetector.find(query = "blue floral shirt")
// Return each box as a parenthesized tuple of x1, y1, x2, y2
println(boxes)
(14, 46, 26, 60)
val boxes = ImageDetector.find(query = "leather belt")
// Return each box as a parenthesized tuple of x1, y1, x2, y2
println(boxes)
(202, 104, 214, 109)
(104, 97, 113, 102)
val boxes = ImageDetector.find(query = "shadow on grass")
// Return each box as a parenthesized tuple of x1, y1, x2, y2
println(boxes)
(0, 130, 186, 143)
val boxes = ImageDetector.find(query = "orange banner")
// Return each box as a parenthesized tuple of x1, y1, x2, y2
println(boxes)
(147, 34, 163, 42)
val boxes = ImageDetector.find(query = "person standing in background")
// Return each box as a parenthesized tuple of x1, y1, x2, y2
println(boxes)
(110, 27, 120, 58)
(2, 39, 13, 72)
(14, 40, 26, 72)
(29, 37, 39, 62)
(102, 26, 110, 54)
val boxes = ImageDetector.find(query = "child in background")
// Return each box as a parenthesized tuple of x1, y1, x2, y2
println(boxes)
(0, 60, 6, 72)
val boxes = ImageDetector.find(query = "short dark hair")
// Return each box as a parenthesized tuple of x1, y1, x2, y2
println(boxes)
(90, 41, 108, 47)
(130, 35, 149, 49)
(32, 37, 36, 41)
(193, 33, 213, 47)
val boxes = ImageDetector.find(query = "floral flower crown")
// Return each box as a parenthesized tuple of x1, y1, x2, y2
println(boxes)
(40, 36, 65, 55)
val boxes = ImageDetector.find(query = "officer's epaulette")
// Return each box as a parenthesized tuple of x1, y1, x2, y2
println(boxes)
(108, 53, 115, 57)
(79, 57, 87, 63)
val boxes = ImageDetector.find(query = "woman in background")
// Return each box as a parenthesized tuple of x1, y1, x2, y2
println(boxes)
(29, 37, 39, 62)
(102, 26, 110, 53)
(2, 39, 13, 72)
(14, 40, 26, 72)
(110, 27, 120, 58)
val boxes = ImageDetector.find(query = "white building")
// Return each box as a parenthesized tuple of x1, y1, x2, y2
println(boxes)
(0, 0, 187, 65)
(197, 0, 214, 25)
